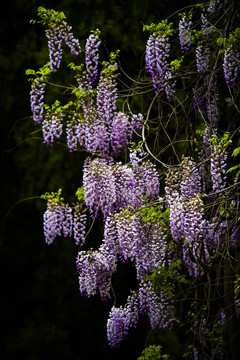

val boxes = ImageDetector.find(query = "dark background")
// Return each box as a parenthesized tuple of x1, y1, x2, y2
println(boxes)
(1, 1, 193, 359)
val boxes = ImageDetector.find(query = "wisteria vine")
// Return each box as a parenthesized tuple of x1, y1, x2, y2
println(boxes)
(27, 2, 240, 359)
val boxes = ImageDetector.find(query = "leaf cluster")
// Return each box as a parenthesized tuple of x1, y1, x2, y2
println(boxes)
(146, 259, 190, 298)
(41, 188, 64, 203)
(137, 345, 170, 360)
(31, 6, 67, 27)
(139, 205, 169, 224)
(143, 20, 173, 37)
(75, 186, 85, 202)
(25, 63, 52, 82)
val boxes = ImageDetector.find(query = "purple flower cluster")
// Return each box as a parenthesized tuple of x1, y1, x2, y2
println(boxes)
(135, 223, 167, 281)
(83, 157, 117, 219)
(168, 191, 184, 242)
(66, 118, 82, 152)
(180, 157, 201, 199)
(46, 22, 81, 72)
(76, 248, 114, 301)
(107, 292, 139, 347)
(30, 80, 46, 124)
(179, 15, 192, 53)
(129, 148, 147, 167)
(110, 112, 129, 156)
(62, 22, 81, 56)
(207, 0, 228, 16)
(115, 212, 142, 263)
(85, 33, 101, 86)
(107, 306, 128, 347)
(43, 200, 72, 244)
(75, 70, 143, 157)
(145, 34, 175, 100)
(201, 12, 213, 38)
(210, 143, 227, 193)
(223, 45, 239, 88)
(146, 34, 170, 91)
(76, 154, 168, 345)
(46, 27, 63, 72)
(76, 215, 117, 301)
(182, 196, 205, 276)
(139, 281, 174, 330)
(83, 157, 160, 218)
(196, 45, 210, 74)
(73, 206, 87, 247)
(165, 158, 206, 276)
(42, 113, 63, 147)
(107, 277, 174, 347)
(97, 70, 118, 128)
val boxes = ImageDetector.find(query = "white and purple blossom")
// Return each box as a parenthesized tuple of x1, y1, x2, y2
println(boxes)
(223, 45, 239, 88)
(85, 32, 101, 86)
(210, 143, 227, 193)
(145, 34, 175, 99)
(46, 22, 80, 72)
(30, 80, 46, 124)
(42, 113, 63, 147)
(196, 45, 210, 74)
(43, 201, 72, 244)
(179, 15, 192, 53)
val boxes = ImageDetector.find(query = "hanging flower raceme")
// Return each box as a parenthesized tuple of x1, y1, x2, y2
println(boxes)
(180, 157, 201, 199)
(223, 45, 239, 88)
(115, 211, 143, 263)
(97, 67, 118, 127)
(73, 205, 87, 247)
(207, 0, 228, 16)
(193, 85, 206, 115)
(179, 15, 192, 53)
(43, 200, 72, 244)
(135, 222, 167, 282)
(76, 215, 117, 301)
(107, 292, 139, 347)
(210, 142, 227, 193)
(110, 112, 129, 156)
(76, 248, 114, 301)
(113, 164, 135, 210)
(42, 112, 64, 147)
(107, 306, 129, 348)
(66, 118, 80, 152)
(145, 33, 175, 99)
(81, 66, 118, 155)
(196, 45, 210, 74)
(30, 79, 46, 124)
(165, 159, 206, 276)
(201, 12, 213, 38)
(83, 157, 160, 218)
(61, 21, 81, 56)
(85, 31, 101, 86)
(46, 20, 81, 72)
(46, 27, 63, 72)
(167, 191, 184, 242)
(82, 157, 116, 219)
(139, 281, 174, 330)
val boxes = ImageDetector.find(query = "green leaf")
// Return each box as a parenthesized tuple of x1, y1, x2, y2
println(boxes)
(41, 188, 64, 203)
(25, 69, 36, 76)
(232, 146, 240, 157)
(170, 57, 184, 71)
(76, 187, 85, 201)
(227, 164, 240, 173)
